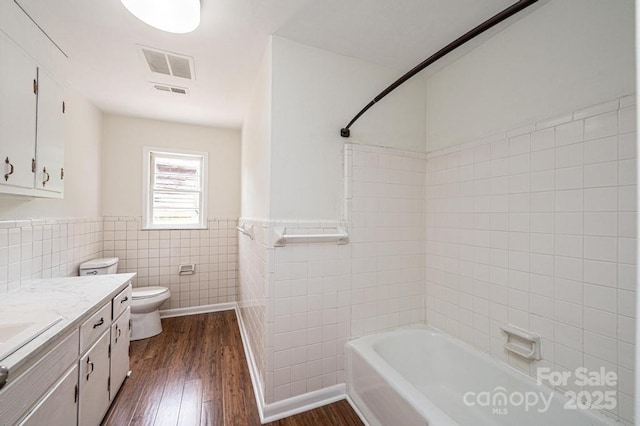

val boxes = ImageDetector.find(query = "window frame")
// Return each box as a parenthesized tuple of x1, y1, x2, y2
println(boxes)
(142, 146, 208, 230)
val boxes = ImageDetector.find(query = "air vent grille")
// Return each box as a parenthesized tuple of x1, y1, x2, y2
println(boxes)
(152, 83, 189, 95)
(142, 49, 171, 75)
(167, 55, 191, 79)
(139, 46, 195, 80)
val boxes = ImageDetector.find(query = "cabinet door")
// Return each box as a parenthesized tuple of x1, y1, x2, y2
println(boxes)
(35, 68, 64, 194)
(19, 365, 78, 426)
(110, 307, 130, 400)
(78, 331, 110, 426)
(0, 32, 37, 190)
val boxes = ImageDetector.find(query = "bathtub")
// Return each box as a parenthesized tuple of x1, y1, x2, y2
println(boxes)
(346, 327, 617, 426)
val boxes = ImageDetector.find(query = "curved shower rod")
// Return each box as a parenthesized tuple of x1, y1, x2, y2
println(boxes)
(340, 0, 539, 138)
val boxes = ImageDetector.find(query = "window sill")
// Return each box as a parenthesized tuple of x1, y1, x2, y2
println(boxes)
(141, 225, 208, 231)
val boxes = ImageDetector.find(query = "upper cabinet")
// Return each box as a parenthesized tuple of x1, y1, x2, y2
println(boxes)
(0, 3, 66, 199)
(35, 69, 65, 194)
(0, 35, 38, 192)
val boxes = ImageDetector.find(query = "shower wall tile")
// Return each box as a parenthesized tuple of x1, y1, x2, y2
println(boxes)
(425, 95, 636, 424)
(0, 217, 103, 293)
(102, 217, 238, 309)
(347, 144, 427, 338)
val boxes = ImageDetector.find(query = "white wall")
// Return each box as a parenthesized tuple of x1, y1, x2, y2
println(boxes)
(0, 90, 103, 219)
(241, 41, 272, 220)
(270, 37, 426, 220)
(426, 0, 635, 151)
(102, 114, 241, 218)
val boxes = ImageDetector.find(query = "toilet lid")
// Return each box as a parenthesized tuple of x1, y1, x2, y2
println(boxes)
(132, 286, 169, 299)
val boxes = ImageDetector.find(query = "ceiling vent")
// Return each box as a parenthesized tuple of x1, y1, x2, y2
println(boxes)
(151, 83, 189, 95)
(139, 46, 195, 80)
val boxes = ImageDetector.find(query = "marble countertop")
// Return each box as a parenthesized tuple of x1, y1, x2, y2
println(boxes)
(0, 273, 136, 378)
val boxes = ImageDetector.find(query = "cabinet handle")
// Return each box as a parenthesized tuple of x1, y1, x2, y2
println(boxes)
(93, 317, 104, 328)
(60, 168, 64, 180)
(33, 79, 37, 95)
(4, 157, 13, 181)
(42, 167, 50, 187)
(121, 296, 128, 303)
(86, 357, 94, 381)
(116, 325, 121, 343)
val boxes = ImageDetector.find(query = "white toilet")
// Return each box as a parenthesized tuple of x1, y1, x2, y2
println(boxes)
(78, 257, 171, 341)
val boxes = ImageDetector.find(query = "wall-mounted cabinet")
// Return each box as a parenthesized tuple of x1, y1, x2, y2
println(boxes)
(0, 15, 65, 198)
(0, 34, 37, 191)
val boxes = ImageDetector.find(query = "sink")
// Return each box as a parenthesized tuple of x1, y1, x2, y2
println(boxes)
(0, 313, 63, 361)
(0, 322, 37, 343)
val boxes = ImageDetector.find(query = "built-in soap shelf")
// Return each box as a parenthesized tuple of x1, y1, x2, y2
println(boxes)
(273, 227, 349, 247)
(500, 324, 541, 360)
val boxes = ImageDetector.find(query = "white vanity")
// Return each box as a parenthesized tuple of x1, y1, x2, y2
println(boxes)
(0, 273, 135, 425)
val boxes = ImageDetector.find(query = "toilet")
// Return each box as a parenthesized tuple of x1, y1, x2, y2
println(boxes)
(78, 257, 171, 341)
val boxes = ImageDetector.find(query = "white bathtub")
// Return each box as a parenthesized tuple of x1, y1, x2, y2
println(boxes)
(346, 327, 617, 426)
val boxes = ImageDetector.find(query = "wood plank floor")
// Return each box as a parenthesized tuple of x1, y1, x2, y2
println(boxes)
(102, 311, 363, 426)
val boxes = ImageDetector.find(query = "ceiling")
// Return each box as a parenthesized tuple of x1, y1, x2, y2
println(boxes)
(16, 0, 513, 129)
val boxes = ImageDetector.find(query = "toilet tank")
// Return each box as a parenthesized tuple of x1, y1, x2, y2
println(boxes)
(79, 257, 119, 276)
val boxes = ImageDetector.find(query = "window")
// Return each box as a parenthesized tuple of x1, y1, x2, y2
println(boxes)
(143, 147, 207, 229)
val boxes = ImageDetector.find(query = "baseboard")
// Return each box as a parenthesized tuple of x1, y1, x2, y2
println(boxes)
(346, 394, 371, 426)
(234, 306, 346, 423)
(159, 302, 236, 318)
(234, 305, 267, 422)
(262, 384, 346, 423)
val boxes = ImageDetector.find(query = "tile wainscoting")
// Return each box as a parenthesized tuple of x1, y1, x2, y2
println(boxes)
(0, 217, 103, 293)
(237, 218, 269, 404)
(102, 217, 239, 309)
(238, 143, 427, 406)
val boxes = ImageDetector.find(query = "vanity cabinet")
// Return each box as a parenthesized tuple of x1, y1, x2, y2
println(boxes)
(1, 280, 133, 426)
(20, 365, 78, 426)
(78, 288, 132, 425)
(78, 332, 110, 426)
(0, 2, 66, 199)
(110, 308, 130, 401)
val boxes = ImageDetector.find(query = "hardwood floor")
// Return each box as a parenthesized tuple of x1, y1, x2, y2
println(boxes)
(102, 311, 363, 426)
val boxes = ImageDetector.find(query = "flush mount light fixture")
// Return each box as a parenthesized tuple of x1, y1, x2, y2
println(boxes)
(121, 0, 201, 34)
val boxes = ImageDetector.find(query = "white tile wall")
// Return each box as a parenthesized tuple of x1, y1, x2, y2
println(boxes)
(425, 95, 636, 424)
(265, 219, 351, 403)
(347, 144, 426, 337)
(0, 217, 103, 293)
(102, 217, 238, 309)
(238, 144, 428, 404)
(238, 218, 269, 400)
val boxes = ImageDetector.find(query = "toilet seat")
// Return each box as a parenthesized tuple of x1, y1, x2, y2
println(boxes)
(132, 286, 169, 300)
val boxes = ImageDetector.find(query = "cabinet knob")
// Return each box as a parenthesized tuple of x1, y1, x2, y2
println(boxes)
(0, 365, 8, 389)
(4, 157, 14, 181)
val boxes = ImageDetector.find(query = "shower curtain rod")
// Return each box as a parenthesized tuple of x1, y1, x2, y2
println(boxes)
(340, 0, 539, 138)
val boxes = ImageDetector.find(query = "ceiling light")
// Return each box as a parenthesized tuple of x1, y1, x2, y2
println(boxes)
(121, 0, 201, 34)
